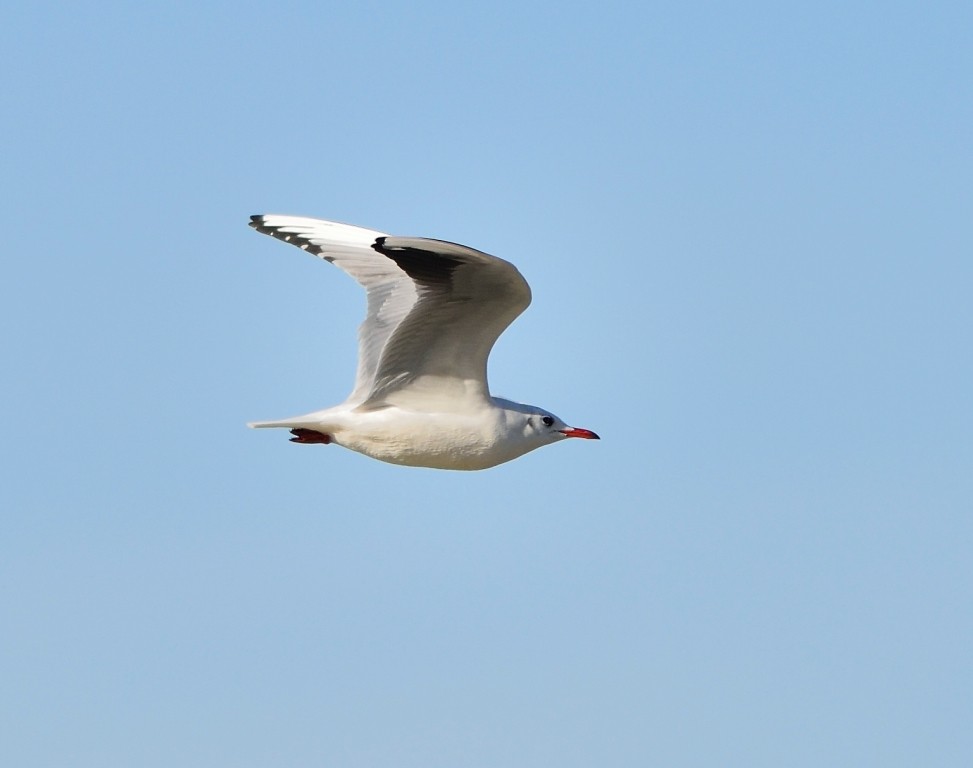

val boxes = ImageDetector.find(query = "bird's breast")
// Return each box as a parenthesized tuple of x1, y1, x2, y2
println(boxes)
(333, 408, 520, 470)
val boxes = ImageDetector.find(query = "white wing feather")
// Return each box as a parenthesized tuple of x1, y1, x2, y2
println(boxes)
(250, 215, 532, 411)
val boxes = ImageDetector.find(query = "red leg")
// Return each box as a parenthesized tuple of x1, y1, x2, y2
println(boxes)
(289, 428, 332, 445)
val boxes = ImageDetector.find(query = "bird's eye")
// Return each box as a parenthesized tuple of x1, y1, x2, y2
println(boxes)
(541, 416, 554, 427)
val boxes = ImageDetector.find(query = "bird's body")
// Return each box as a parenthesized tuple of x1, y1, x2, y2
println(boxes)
(252, 397, 573, 471)
(248, 215, 598, 470)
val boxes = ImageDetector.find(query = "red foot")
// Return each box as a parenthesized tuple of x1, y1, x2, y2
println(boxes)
(289, 428, 332, 445)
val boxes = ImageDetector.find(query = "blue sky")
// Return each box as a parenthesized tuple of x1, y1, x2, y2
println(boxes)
(2, 1, 971, 766)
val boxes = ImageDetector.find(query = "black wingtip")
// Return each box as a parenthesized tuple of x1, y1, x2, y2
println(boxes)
(249, 214, 275, 235)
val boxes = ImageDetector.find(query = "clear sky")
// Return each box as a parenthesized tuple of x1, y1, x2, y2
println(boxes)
(2, 1, 971, 766)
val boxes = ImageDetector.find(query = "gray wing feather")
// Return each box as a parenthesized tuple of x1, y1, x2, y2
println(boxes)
(250, 216, 532, 409)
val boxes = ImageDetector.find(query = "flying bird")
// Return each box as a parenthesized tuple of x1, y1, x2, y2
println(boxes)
(248, 215, 599, 470)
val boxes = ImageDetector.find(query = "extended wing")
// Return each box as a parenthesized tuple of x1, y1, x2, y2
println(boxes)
(250, 215, 532, 410)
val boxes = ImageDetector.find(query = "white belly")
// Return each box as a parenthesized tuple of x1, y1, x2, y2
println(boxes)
(332, 408, 524, 471)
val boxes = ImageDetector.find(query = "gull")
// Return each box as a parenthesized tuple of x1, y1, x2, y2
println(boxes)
(248, 215, 599, 470)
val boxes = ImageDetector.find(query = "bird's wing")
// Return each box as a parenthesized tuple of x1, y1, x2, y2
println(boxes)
(250, 215, 532, 410)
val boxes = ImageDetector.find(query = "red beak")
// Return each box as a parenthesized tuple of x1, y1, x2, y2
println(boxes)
(559, 427, 600, 440)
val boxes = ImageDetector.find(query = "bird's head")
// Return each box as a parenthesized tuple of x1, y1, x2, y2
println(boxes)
(497, 399, 600, 449)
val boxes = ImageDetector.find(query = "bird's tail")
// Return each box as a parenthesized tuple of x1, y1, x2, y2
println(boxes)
(248, 419, 296, 429)
(247, 408, 338, 432)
